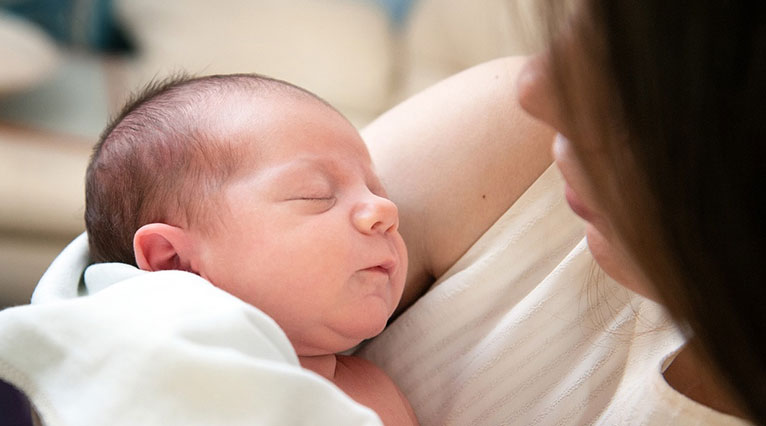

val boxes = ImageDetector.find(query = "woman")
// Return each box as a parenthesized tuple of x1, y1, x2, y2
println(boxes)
(359, 1, 763, 424)
(522, 1, 765, 422)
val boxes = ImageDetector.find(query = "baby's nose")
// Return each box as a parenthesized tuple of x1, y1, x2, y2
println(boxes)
(352, 195, 399, 235)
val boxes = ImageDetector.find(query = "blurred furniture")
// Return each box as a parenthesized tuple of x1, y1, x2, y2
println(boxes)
(0, 0, 540, 307)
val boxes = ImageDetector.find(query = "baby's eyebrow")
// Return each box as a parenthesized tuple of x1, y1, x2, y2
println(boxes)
(266, 159, 335, 186)
(268, 156, 371, 189)
(294, 157, 357, 179)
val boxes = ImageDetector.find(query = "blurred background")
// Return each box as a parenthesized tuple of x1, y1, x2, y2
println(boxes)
(0, 0, 542, 307)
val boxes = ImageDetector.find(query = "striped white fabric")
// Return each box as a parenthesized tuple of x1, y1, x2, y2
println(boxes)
(359, 166, 750, 425)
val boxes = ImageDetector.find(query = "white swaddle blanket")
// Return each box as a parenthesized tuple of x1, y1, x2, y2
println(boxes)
(0, 236, 381, 425)
(359, 166, 746, 425)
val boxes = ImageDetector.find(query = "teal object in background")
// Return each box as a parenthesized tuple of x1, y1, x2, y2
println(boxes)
(372, 0, 417, 26)
(0, 0, 131, 51)
(0, 0, 417, 52)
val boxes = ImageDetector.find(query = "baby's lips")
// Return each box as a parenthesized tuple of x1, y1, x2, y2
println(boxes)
(378, 258, 397, 273)
(361, 258, 397, 276)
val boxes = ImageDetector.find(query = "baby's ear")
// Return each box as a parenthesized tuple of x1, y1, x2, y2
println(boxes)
(134, 223, 196, 272)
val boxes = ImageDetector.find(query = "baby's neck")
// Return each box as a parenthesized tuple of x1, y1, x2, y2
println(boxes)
(298, 354, 338, 380)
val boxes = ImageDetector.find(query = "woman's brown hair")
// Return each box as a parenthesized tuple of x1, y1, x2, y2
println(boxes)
(540, 1, 766, 422)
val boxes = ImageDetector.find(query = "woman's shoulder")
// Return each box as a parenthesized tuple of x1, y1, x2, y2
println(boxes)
(364, 56, 555, 312)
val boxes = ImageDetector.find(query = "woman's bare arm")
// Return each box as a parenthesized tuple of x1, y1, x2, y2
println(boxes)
(363, 57, 554, 312)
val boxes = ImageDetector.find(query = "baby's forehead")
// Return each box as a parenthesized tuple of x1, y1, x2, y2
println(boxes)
(205, 90, 339, 134)
(216, 84, 329, 114)
(213, 93, 365, 148)
(187, 84, 372, 177)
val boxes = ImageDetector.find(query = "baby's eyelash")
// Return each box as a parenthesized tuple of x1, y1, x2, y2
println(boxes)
(288, 194, 336, 202)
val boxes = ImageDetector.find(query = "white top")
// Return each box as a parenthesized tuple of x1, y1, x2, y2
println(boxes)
(358, 165, 751, 425)
(0, 235, 382, 426)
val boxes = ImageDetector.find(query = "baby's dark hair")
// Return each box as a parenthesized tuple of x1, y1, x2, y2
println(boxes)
(85, 73, 330, 265)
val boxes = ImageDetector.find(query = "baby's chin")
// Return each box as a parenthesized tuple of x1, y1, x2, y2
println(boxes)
(293, 318, 389, 356)
(293, 337, 364, 357)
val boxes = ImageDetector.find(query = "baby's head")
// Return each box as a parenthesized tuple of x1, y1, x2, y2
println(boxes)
(86, 74, 408, 355)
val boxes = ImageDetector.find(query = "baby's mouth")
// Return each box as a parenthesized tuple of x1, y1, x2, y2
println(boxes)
(364, 265, 389, 274)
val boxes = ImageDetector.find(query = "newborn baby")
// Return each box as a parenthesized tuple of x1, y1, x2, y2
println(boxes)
(85, 73, 417, 425)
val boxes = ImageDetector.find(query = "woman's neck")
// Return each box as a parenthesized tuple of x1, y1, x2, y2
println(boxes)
(663, 342, 749, 419)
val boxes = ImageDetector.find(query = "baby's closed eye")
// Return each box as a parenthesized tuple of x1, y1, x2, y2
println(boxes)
(292, 195, 335, 201)
(286, 193, 337, 213)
